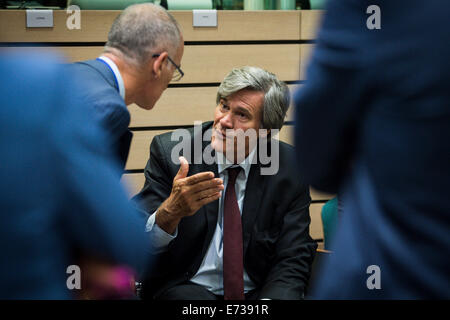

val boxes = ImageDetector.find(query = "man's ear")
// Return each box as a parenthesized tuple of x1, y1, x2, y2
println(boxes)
(151, 52, 168, 79)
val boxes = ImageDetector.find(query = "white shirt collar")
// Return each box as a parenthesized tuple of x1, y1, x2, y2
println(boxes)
(216, 147, 257, 180)
(98, 56, 125, 101)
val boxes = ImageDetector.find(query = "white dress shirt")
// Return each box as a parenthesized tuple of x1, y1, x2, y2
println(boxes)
(97, 55, 125, 100)
(145, 148, 257, 295)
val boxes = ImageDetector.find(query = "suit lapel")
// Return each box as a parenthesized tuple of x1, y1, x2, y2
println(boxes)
(242, 163, 267, 256)
(200, 161, 220, 256)
(195, 126, 220, 264)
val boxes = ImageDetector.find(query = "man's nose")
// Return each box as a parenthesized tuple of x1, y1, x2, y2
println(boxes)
(220, 112, 233, 129)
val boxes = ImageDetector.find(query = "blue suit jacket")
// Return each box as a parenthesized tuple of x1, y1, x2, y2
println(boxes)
(0, 53, 149, 299)
(295, 0, 450, 298)
(71, 59, 133, 170)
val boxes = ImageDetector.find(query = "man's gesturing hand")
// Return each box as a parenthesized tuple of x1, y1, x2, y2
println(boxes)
(155, 157, 224, 234)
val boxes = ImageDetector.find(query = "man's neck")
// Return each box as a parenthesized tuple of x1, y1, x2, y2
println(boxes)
(102, 53, 139, 105)
(217, 146, 257, 167)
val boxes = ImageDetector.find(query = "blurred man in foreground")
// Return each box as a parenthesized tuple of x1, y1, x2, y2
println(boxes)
(0, 52, 150, 299)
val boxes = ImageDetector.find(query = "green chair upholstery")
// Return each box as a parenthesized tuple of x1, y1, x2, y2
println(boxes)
(68, 0, 153, 10)
(321, 197, 339, 250)
(309, 0, 327, 9)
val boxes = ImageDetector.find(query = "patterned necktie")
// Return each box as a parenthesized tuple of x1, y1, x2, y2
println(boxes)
(223, 167, 245, 300)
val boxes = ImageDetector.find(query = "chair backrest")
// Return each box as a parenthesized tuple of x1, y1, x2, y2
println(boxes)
(310, 0, 328, 9)
(167, 0, 213, 10)
(321, 197, 339, 250)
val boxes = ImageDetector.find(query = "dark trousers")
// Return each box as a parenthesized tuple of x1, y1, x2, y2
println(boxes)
(155, 281, 260, 300)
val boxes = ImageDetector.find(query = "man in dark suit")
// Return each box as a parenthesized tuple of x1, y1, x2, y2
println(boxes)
(0, 52, 150, 299)
(71, 3, 184, 169)
(134, 66, 317, 300)
(295, 0, 450, 298)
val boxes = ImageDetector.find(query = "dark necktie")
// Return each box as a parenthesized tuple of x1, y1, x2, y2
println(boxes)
(223, 167, 245, 300)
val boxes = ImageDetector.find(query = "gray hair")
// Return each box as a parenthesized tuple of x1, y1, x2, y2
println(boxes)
(104, 3, 182, 67)
(216, 66, 290, 130)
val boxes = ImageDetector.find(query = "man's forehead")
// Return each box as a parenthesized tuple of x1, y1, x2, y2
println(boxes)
(224, 89, 264, 107)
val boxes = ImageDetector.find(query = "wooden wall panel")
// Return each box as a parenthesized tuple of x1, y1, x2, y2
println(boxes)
(0, 10, 302, 42)
(285, 84, 301, 122)
(300, 10, 323, 40)
(125, 130, 169, 170)
(179, 44, 301, 83)
(130, 84, 298, 128)
(176, 10, 301, 41)
(0, 10, 119, 42)
(129, 87, 216, 128)
(310, 189, 335, 201)
(300, 43, 315, 80)
(20, 44, 301, 83)
(309, 203, 324, 240)
(277, 124, 294, 145)
(121, 172, 146, 198)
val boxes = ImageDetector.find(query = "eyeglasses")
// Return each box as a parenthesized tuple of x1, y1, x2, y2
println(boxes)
(152, 54, 184, 81)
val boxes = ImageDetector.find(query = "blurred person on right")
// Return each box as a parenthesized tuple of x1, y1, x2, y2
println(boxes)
(295, 0, 450, 299)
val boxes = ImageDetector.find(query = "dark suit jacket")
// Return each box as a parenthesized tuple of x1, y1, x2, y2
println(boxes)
(134, 122, 317, 300)
(0, 53, 149, 299)
(71, 59, 133, 170)
(295, 0, 450, 298)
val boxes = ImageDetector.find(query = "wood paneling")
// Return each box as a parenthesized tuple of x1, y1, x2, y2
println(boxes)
(180, 44, 301, 83)
(300, 10, 323, 40)
(176, 10, 301, 41)
(300, 43, 315, 80)
(129, 87, 217, 128)
(310, 188, 335, 201)
(309, 203, 324, 240)
(0, 10, 120, 43)
(19, 44, 301, 83)
(130, 84, 298, 127)
(285, 84, 301, 122)
(121, 172, 146, 198)
(0, 10, 301, 42)
(277, 124, 294, 145)
(126, 130, 169, 170)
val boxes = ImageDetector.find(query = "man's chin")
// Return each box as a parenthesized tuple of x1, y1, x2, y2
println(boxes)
(135, 101, 155, 110)
(141, 104, 155, 110)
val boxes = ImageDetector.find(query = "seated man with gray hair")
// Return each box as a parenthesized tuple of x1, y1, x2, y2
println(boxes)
(134, 66, 317, 300)
(72, 3, 184, 169)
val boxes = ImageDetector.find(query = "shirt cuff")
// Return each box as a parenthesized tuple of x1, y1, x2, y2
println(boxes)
(146, 210, 177, 252)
